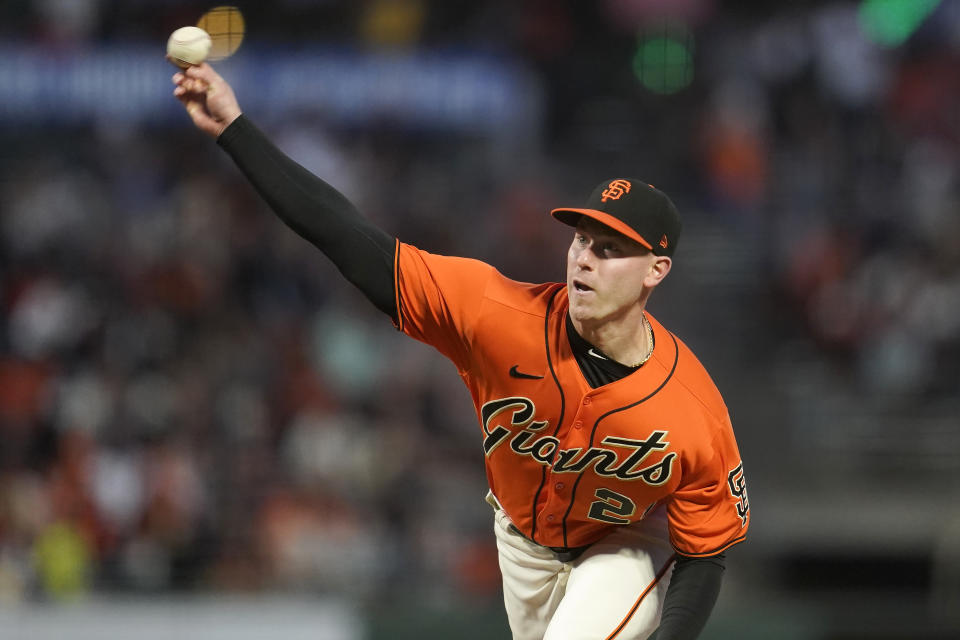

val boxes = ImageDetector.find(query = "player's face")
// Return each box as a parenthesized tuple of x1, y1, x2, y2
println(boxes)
(566, 218, 668, 327)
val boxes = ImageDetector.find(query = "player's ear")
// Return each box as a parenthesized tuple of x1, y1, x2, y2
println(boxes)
(644, 255, 672, 287)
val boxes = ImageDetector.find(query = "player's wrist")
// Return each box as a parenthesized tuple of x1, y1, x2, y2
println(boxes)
(216, 110, 242, 138)
(214, 111, 245, 141)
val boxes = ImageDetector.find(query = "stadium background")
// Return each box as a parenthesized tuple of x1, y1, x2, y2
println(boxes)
(1, 1, 959, 638)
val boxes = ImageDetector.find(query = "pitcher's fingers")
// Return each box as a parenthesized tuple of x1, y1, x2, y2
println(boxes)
(174, 91, 196, 108)
(172, 74, 204, 95)
(174, 76, 207, 94)
(185, 62, 224, 85)
(172, 85, 201, 99)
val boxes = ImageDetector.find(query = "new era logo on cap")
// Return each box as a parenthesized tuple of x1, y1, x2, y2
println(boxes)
(550, 178, 682, 256)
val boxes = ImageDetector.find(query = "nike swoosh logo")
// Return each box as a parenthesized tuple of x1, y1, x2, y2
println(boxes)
(509, 365, 544, 380)
(588, 348, 608, 360)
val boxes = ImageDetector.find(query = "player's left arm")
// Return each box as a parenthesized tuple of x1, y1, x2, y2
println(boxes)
(648, 552, 727, 640)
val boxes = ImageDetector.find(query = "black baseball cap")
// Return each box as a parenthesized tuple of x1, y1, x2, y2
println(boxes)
(550, 178, 681, 257)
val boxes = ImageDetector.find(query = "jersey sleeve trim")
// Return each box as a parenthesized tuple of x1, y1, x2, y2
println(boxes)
(675, 533, 746, 558)
(392, 238, 404, 332)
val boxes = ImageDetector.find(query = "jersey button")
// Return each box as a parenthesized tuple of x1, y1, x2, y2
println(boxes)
(555, 482, 565, 491)
(546, 514, 555, 522)
(583, 397, 592, 406)
(574, 420, 582, 429)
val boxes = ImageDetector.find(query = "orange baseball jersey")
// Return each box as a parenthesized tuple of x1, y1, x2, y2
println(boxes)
(393, 241, 749, 557)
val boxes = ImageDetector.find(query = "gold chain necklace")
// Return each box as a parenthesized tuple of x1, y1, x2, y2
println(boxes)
(630, 315, 654, 368)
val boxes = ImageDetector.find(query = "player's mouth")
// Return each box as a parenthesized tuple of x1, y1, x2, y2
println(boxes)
(572, 279, 594, 294)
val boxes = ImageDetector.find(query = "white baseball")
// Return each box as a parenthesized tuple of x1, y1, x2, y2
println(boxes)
(167, 26, 212, 68)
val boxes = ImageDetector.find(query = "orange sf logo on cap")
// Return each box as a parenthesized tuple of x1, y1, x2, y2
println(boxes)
(601, 179, 631, 202)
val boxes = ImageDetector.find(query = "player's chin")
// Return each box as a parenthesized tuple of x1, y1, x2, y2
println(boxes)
(567, 288, 600, 320)
(567, 297, 598, 323)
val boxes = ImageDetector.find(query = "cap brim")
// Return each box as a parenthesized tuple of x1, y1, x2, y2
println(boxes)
(550, 208, 654, 251)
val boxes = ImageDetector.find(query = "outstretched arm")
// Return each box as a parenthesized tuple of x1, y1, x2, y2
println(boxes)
(172, 63, 396, 318)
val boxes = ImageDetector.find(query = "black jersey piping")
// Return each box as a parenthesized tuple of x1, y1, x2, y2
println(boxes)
(528, 285, 566, 544)
(560, 331, 680, 543)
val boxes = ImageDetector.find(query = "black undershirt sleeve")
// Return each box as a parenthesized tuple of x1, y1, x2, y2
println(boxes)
(216, 115, 397, 318)
(649, 553, 726, 640)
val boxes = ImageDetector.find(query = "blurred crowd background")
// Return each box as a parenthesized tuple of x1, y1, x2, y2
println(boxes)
(1, 1, 959, 638)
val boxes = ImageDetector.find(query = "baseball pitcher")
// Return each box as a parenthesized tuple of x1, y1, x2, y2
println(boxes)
(172, 63, 749, 640)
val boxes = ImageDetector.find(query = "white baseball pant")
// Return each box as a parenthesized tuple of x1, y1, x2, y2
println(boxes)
(490, 495, 675, 640)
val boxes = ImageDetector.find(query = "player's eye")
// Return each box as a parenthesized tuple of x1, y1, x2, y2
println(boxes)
(598, 242, 621, 257)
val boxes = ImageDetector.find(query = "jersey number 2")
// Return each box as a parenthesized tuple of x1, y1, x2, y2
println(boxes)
(587, 488, 636, 524)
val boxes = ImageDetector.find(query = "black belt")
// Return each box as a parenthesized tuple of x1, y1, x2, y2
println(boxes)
(509, 524, 591, 563)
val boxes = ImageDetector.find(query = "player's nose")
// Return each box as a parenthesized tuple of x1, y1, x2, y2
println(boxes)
(575, 245, 596, 269)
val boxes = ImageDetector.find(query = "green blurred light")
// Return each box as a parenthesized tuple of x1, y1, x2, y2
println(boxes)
(859, 0, 941, 47)
(633, 34, 694, 95)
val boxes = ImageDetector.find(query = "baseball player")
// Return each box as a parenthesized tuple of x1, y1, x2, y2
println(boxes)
(172, 64, 749, 639)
